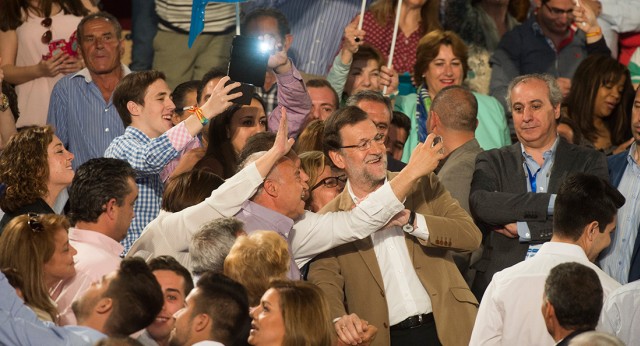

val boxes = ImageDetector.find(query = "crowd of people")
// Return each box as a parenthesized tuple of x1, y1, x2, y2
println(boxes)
(1, 0, 640, 345)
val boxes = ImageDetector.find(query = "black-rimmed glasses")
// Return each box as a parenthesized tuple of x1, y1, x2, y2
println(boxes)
(543, 2, 574, 17)
(340, 133, 385, 151)
(311, 175, 347, 192)
(27, 212, 44, 233)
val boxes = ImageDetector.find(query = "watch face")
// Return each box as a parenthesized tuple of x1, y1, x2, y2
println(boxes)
(403, 224, 414, 233)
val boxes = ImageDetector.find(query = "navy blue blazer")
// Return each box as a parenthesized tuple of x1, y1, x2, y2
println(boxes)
(607, 151, 640, 282)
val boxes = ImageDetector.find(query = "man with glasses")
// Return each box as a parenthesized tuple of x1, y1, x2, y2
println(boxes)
(346, 90, 406, 171)
(489, 0, 610, 114)
(308, 106, 482, 346)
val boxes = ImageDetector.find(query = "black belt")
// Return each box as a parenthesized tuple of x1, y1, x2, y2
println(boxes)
(390, 313, 435, 331)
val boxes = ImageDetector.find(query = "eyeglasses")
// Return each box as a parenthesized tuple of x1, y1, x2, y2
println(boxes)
(27, 212, 44, 233)
(41, 17, 52, 44)
(310, 175, 347, 192)
(543, 2, 574, 17)
(340, 133, 385, 151)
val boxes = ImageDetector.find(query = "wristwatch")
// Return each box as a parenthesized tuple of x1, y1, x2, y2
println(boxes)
(0, 93, 8, 112)
(403, 211, 416, 233)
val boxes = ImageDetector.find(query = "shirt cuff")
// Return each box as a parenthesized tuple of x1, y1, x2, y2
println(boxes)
(408, 213, 430, 241)
(547, 194, 556, 215)
(275, 59, 303, 85)
(517, 221, 531, 242)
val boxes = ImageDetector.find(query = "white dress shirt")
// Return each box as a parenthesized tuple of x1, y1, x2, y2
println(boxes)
(469, 242, 621, 346)
(597, 279, 640, 346)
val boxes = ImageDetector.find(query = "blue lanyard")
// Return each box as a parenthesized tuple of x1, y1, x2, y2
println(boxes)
(524, 163, 539, 193)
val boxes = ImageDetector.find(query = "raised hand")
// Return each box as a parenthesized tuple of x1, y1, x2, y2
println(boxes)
(379, 65, 399, 96)
(402, 133, 446, 180)
(200, 76, 242, 120)
(270, 107, 295, 158)
(264, 34, 292, 74)
(340, 16, 366, 65)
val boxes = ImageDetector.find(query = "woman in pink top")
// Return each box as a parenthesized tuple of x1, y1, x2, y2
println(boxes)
(0, 0, 96, 127)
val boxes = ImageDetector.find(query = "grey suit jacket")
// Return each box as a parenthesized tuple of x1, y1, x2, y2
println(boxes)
(437, 139, 483, 214)
(468, 138, 608, 298)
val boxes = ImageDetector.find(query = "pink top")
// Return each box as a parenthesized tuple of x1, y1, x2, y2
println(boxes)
(52, 228, 123, 326)
(360, 11, 424, 75)
(15, 10, 82, 127)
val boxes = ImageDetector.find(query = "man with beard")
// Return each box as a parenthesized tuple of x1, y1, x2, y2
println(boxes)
(169, 272, 249, 346)
(137, 256, 194, 346)
(0, 258, 163, 345)
(308, 106, 482, 346)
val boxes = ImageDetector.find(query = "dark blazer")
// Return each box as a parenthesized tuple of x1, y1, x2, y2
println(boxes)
(308, 172, 481, 346)
(469, 138, 608, 299)
(607, 151, 640, 283)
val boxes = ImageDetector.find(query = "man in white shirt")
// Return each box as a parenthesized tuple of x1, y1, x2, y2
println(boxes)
(308, 106, 482, 346)
(470, 173, 624, 346)
(597, 278, 640, 345)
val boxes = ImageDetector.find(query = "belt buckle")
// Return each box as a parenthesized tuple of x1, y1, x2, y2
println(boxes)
(417, 314, 423, 324)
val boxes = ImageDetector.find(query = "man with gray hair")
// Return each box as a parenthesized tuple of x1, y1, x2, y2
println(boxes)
(190, 217, 246, 278)
(469, 73, 609, 300)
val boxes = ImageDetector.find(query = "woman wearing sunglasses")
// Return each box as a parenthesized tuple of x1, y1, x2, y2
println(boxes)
(0, 0, 97, 126)
(299, 151, 347, 213)
(0, 213, 77, 323)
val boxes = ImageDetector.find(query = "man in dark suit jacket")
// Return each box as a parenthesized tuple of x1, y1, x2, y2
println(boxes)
(600, 87, 640, 284)
(542, 262, 603, 346)
(308, 106, 481, 346)
(469, 74, 608, 299)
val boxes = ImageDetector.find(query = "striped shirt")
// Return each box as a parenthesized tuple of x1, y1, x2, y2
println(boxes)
(47, 66, 130, 170)
(244, 0, 366, 75)
(156, 0, 235, 33)
(600, 143, 640, 284)
(104, 123, 194, 252)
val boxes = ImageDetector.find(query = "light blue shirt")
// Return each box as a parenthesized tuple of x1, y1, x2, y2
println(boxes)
(517, 137, 559, 243)
(600, 143, 640, 284)
(0, 273, 107, 345)
(47, 66, 129, 170)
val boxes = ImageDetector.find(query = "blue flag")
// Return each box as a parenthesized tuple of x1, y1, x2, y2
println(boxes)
(189, 0, 248, 48)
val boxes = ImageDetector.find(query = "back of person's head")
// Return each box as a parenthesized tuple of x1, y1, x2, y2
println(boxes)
(431, 85, 478, 132)
(148, 255, 194, 296)
(568, 331, 625, 346)
(566, 54, 634, 146)
(544, 262, 603, 332)
(242, 7, 291, 38)
(224, 231, 290, 306)
(190, 217, 245, 276)
(238, 131, 276, 165)
(102, 257, 164, 336)
(323, 106, 370, 155)
(414, 30, 469, 89)
(506, 73, 563, 111)
(197, 67, 227, 104)
(69, 158, 136, 224)
(269, 280, 333, 346)
(306, 79, 339, 109)
(0, 126, 54, 212)
(553, 174, 625, 240)
(0, 213, 70, 322)
(294, 120, 325, 154)
(113, 70, 166, 127)
(77, 11, 122, 42)
(193, 272, 251, 346)
(161, 170, 224, 212)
